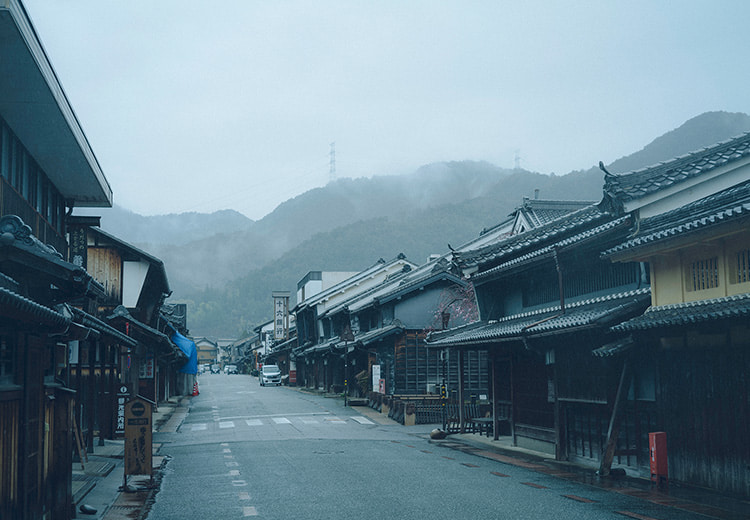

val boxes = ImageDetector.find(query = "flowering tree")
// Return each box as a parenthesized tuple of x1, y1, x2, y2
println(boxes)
(425, 281, 479, 333)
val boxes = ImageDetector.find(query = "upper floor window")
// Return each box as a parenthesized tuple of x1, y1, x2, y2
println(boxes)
(686, 256, 719, 292)
(0, 116, 65, 233)
(730, 248, 750, 285)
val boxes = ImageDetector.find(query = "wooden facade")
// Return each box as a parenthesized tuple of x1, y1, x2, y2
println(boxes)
(602, 139, 750, 495)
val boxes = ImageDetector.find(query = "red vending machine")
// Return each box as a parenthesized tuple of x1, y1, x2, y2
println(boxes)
(649, 431, 668, 485)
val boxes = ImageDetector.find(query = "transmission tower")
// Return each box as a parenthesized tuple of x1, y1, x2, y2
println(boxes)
(514, 149, 521, 170)
(329, 142, 336, 183)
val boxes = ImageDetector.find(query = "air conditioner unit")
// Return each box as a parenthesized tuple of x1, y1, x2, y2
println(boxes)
(426, 383, 437, 394)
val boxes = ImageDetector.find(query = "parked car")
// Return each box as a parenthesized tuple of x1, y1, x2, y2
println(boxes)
(224, 364, 238, 375)
(210, 364, 221, 374)
(259, 364, 281, 386)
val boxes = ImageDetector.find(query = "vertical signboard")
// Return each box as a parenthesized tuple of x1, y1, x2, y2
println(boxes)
(69, 226, 87, 268)
(272, 291, 290, 342)
(372, 365, 381, 393)
(124, 397, 152, 477)
(115, 384, 130, 437)
(139, 355, 154, 379)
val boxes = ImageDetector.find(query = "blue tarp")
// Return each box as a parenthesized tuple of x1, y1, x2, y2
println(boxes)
(172, 331, 198, 375)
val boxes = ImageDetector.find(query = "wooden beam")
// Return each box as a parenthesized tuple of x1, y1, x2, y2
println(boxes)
(598, 358, 631, 476)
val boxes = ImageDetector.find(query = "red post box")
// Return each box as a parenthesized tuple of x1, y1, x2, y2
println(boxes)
(649, 431, 668, 485)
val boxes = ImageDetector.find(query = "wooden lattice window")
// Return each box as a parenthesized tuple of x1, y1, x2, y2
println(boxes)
(686, 256, 719, 292)
(731, 248, 750, 285)
(0, 337, 13, 385)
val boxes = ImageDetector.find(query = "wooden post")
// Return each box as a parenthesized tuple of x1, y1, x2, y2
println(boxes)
(458, 349, 466, 433)
(491, 351, 499, 440)
(510, 351, 516, 446)
(599, 359, 631, 476)
(72, 415, 87, 469)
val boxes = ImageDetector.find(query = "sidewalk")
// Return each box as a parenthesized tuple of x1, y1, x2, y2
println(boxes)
(430, 431, 750, 520)
(72, 396, 190, 520)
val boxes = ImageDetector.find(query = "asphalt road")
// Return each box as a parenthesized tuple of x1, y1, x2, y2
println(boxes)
(146, 374, 709, 520)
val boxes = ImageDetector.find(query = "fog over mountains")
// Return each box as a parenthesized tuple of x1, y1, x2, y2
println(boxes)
(81, 111, 750, 337)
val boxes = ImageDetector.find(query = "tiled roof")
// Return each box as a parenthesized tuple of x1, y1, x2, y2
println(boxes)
(320, 257, 463, 318)
(612, 293, 750, 332)
(518, 199, 596, 228)
(457, 204, 610, 270)
(426, 288, 650, 347)
(604, 179, 750, 258)
(473, 215, 630, 282)
(0, 285, 70, 330)
(604, 132, 750, 204)
(346, 323, 403, 348)
(71, 307, 138, 348)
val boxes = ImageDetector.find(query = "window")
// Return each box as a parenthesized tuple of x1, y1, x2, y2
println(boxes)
(686, 256, 719, 292)
(731, 248, 750, 285)
(0, 124, 9, 180)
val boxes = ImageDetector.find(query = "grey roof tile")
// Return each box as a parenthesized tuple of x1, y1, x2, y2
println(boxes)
(604, 179, 750, 257)
(426, 288, 650, 347)
(604, 132, 750, 203)
(612, 293, 750, 331)
(457, 204, 611, 270)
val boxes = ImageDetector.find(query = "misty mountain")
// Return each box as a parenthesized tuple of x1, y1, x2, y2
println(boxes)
(78, 205, 254, 246)
(93, 161, 518, 294)
(86, 111, 750, 337)
(607, 111, 750, 173)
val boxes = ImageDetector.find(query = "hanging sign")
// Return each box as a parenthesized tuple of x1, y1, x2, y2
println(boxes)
(272, 291, 290, 341)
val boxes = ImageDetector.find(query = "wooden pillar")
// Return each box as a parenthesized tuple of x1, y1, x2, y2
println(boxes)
(491, 350, 499, 440)
(98, 341, 106, 445)
(86, 339, 95, 453)
(458, 349, 466, 433)
(510, 350, 517, 446)
(599, 358, 631, 476)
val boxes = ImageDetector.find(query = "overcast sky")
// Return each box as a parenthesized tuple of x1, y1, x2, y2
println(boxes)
(22, 1, 750, 220)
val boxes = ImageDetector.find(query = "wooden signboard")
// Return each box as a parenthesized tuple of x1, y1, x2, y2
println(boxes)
(124, 397, 152, 477)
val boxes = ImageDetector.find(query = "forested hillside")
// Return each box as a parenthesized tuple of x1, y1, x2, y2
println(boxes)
(85, 111, 750, 337)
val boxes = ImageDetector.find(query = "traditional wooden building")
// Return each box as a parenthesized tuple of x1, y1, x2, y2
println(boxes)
(0, 1, 117, 517)
(293, 255, 417, 392)
(194, 337, 219, 367)
(318, 256, 482, 398)
(429, 203, 650, 457)
(602, 132, 750, 496)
